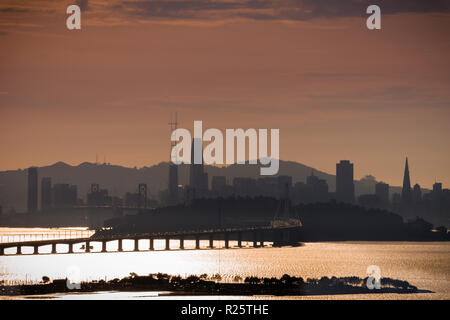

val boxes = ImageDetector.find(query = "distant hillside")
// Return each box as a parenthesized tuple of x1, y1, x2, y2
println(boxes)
(0, 160, 402, 212)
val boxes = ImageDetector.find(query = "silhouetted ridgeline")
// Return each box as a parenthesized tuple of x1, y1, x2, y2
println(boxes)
(0, 272, 424, 297)
(103, 198, 449, 241)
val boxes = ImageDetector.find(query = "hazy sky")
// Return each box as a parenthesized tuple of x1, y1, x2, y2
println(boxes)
(0, 0, 449, 187)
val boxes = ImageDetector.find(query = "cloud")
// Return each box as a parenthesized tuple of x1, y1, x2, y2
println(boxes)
(118, 0, 450, 22)
(0, 7, 30, 13)
(76, 0, 89, 11)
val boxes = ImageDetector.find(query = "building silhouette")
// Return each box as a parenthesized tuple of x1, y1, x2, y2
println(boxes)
(233, 177, 257, 197)
(401, 157, 412, 206)
(375, 182, 389, 207)
(168, 112, 179, 205)
(138, 183, 147, 208)
(189, 138, 208, 198)
(168, 165, 178, 205)
(211, 176, 226, 194)
(41, 177, 52, 211)
(27, 167, 38, 213)
(336, 160, 354, 203)
(306, 171, 328, 203)
(412, 183, 422, 203)
(87, 183, 111, 206)
(53, 184, 77, 208)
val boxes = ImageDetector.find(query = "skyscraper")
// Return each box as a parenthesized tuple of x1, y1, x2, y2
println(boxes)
(306, 171, 329, 203)
(27, 167, 38, 213)
(53, 184, 77, 207)
(401, 157, 412, 205)
(168, 113, 179, 205)
(41, 177, 52, 211)
(375, 182, 389, 207)
(189, 138, 208, 198)
(412, 183, 422, 203)
(168, 165, 178, 205)
(138, 183, 147, 208)
(336, 160, 354, 203)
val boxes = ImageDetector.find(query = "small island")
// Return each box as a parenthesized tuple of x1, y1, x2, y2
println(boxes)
(0, 273, 425, 297)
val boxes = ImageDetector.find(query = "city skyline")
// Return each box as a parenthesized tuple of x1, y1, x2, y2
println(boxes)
(1, 155, 446, 190)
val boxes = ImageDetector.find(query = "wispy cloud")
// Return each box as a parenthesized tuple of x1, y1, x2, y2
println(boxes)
(118, 0, 450, 22)
(1, 0, 450, 29)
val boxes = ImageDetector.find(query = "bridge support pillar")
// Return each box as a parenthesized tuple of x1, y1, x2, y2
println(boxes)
(0, 247, 4, 255)
(51, 243, 57, 254)
(208, 235, 214, 249)
(195, 237, 200, 250)
(86, 241, 91, 253)
(179, 237, 184, 250)
(165, 238, 170, 250)
(134, 239, 139, 252)
(224, 233, 229, 249)
(149, 238, 154, 251)
(118, 239, 123, 252)
(101, 241, 107, 253)
(253, 232, 258, 248)
(33, 246, 39, 255)
(17, 246, 22, 255)
(68, 243, 74, 254)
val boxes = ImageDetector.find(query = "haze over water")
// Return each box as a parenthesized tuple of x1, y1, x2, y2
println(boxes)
(0, 228, 449, 300)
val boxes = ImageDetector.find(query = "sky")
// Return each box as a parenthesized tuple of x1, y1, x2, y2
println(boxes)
(0, 0, 449, 187)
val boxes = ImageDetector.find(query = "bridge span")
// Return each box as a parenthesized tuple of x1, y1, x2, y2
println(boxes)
(0, 222, 302, 256)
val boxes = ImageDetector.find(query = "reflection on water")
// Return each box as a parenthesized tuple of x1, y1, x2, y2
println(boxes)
(0, 228, 449, 299)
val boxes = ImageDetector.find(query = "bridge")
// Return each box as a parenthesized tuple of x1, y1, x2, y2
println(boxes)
(0, 220, 302, 256)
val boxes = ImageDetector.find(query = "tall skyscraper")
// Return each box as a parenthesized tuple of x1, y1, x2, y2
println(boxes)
(401, 157, 412, 205)
(138, 183, 147, 208)
(53, 184, 77, 207)
(412, 183, 422, 203)
(336, 160, 354, 203)
(375, 182, 389, 207)
(211, 176, 226, 194)
(168, 113, 179, 205)
(27, 167, 38, 213)
(168, 165, 178, 205)
(306, 171, 329, 203)
(189, 138, 208, 198)
(41, 177, 52, 211)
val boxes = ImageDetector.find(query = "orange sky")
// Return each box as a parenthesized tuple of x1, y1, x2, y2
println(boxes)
(0, 1, 449, 188)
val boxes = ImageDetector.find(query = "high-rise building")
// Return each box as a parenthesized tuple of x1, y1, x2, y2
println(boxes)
(233, 177, 257, 197)
(336, 160, 354, 203)
(433, 182, 443, 194)
(168, 112, 179, 205)
(27, 167, 38, 213)
(211, 176, 226, 194)
(168, 165, 178, 205)
(412, 184, 422, 203)
(87, 184, 111, 206)
(375, 182, 389, 206)
(401, 157, 412, 205)
(53, 184, 77, 208)
(189, 138, 208, 198)
(41, 177, 52, 211)
(138, 183, 147, 208)
(306, 171, 329, 203)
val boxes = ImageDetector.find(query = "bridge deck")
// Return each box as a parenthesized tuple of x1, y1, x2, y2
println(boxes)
(0, 224, 301, 249)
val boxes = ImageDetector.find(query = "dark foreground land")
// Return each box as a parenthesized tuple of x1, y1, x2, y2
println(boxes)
(0, 273, 427, 297)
